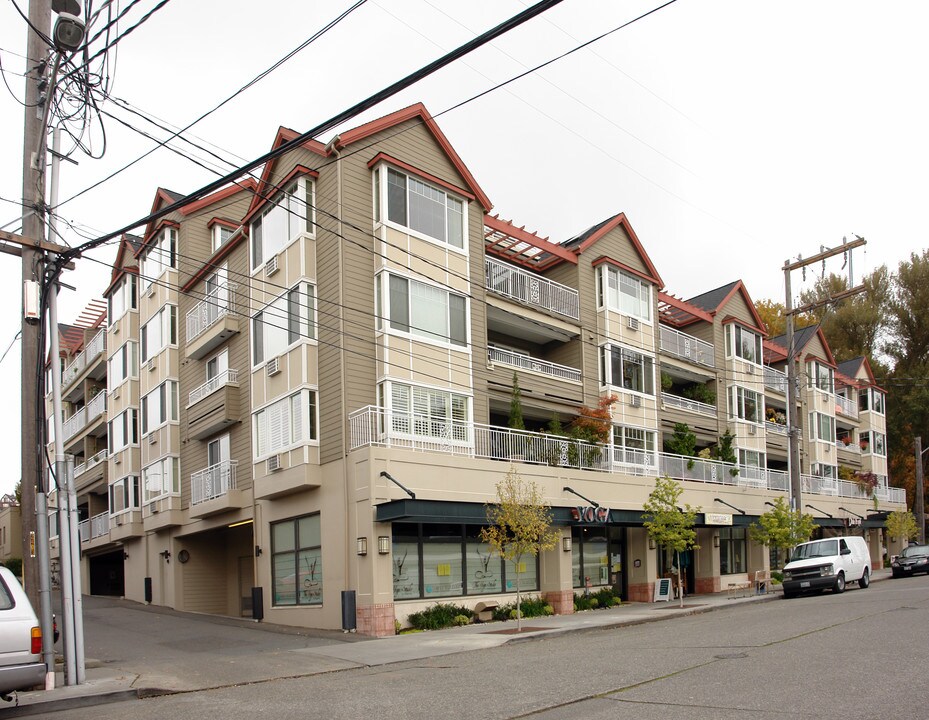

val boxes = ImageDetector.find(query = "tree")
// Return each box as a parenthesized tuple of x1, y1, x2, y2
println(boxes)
(667, 423, 696, 469)
(885, 510, 918, 544)
(716, 429, 738, 476)
(508, 372, 525, 431)
(748, 497, 815, 569)
(642, 477, 699, 608)
(754, 299, 815, 338)
(481, 467, 559, 630)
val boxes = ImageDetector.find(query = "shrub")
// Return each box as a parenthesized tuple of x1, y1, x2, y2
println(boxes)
(770, 571, 784, 585)
(492, 596, 551, 621)
(573, 587, 619, 611)
(453, 614, 470, 627)
(406, 603, 474, 631)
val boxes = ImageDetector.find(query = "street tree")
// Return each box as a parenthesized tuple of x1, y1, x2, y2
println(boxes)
(885, 510, 918, 545)
(748, 497, 815, 569)
(643, 477, 699, 608)
(481, 467, 558, 630)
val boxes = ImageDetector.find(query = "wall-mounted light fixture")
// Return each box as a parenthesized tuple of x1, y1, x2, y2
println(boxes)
(356, 537, 368, 556)
(123, 552, 129, 560)
(255, 545, 262, 557)
(713, 533, 720, 548)
(160, 550, 171, 563)
(648, 537, 656, 550)
(378, 536, 391, 555)
(562, 536, 572, 552)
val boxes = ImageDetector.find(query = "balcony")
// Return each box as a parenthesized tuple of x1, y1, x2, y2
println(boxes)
(765, 421, 788, 435)
(78, 511, 109, 544)
(185, 283, 239, 360)
(485, 258, 579, 321)
(488, 347, 580, 383)
(763, 366, 788, 394)
(62, 390, 107, 441)
(836, 439, 861, 454)
(187, 370, 241, 440)
(74, 449, 108, 491)
(189, 460, 243, 517)
(661, 392, 715, 417)
(61, 330, 106, 391)
(659, 326, 714, 368)
(835, 394, 858, 420)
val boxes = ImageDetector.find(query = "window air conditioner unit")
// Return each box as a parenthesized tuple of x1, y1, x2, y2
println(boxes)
(113, 388, 120, 400)
(267, 454, 281, 473)
(266, 357, 281, 377)
(265, 255, 279, 276)
(146, 282, 156, 298)
(630, 395, 642, 408)
(749, 425, 756, 435)
(627, 316, 639, 331)
(148, 434, 157, 445)
(146, 358, 155, 372)
(746, 364, 754, 374)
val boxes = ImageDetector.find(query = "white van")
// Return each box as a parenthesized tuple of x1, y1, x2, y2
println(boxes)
(781, 536, 871, 598)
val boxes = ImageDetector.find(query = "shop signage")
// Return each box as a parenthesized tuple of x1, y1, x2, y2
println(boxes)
(704, 512, 733, 526)
(571, 505, 610, 523)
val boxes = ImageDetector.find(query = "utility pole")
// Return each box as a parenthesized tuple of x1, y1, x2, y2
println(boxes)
(782, 237, 867, 512)
(20, 0, 53, 611)
(916, 436, 925, 545)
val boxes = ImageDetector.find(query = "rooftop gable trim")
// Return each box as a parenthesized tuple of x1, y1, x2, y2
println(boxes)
(141, 188, 183, 245)
(105, 233, 141, 296)
(591, 255, 661, 287)
(244, 128, 327, 218)
(206, 217, 240, 230)
(136, 219, 180, 257)
(180, 228, 246, 293)
(720, 314, 767, 336)
(712, 280, 767, 331)
(243, 165, 320, 226)
(368, 152, 476, 201)
(334, 103, 492, 211)
(179, 178, 257, 217)
(571, 213, 663, 288)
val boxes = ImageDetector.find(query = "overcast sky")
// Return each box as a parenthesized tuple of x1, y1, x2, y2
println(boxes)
(0, 0, 925, 496)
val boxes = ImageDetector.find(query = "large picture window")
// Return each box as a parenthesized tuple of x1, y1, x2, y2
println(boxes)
(380, 167, 465, 250)
(107, 274, 137, 325)
(386, 382, 469, 443)
(726, 324, 762, 365)
(107, 341, 138, 389)
(382, 274, 467, 347)
(729, 386, 762, 423)
(601, 265, 651, 322)
(807, 361, 835, 393)
(253, 389, 317, 459)
(142, 456, 179, 502)
(272, 514, 322, 606)
(108, 409, 138, 453)
(141, 380, 178, 435)
(251, 177, 315, 270)
(139, 228, 177, 292)
(140, 305, 177, 362)
(252, 282, 317, 365)
(808, 412, 835, 442)
(601, 345, 655, 394)
(859, 387, 885, 415)
(612, 426, 657, 464)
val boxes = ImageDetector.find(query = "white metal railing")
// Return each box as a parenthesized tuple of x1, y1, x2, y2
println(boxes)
(658, 325, 715, 367)
(78, 519, 89, 543)
(802, 474, 837, 497)
(765, 421, 788, 435)
(74, 448, 108, 477)
(763, 366, 788, 393)
(488, 347, 580, 383)
(188, 369, 239, 406)
(90, 511, 109, 539)
(190, 460, 237, 505)
(662, 392, 715, 417)
(61, 330, 107, 388)
(87, 389, 106, 418)
(835, 393, 858, 419)
(186, 282, 237, 342)
(485, 257, 579, 320)
(65, 390, 108, 440)
(836, 439, 860, 454)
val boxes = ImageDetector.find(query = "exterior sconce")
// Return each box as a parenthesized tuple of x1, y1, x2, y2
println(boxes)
(160, 550, 171, 563)
(378, 536, 391, 555)
(713, 533, 720, 548)
(562, 536, 572, 552)
(356, 537, 367, 556)
(648, 537, 656, 550)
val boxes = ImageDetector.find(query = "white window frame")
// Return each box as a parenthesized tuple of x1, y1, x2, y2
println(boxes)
(108, 408, 139, 453)
(250, 177, 316, 271)
(142, 455, 180, 503)
(807, 361, 835, 393)
(375, 164, 467, 252)
(382, 381, 471, 444)
(738, 448, 765, 468)
(140, 304, 177, 363)
(109, 475, 141, 515)
(726, 324, 762, 365)
(212, 224, 235, 253)
(378, 272, 468, 349)
(253, 388, 318, 460)
(252, 281, 317, 366)
(107, 341, 138, 390)
(107, 274, 137, 326)
(612, 425, 657, 465)
(206, 349, 229, 382)
(729, 385, 763, 424)
(139, 227, 177, 292)
(807, 411, 835, 442)
(601, 344, 656, 395)
(601, 265, 652, 323)
(141, 380, 179, 436)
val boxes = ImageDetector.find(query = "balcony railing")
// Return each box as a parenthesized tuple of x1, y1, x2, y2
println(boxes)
(763, 366, 788, 393)
(765, 421, 788, 435)
(658, 326, 715, 368)
(488, 347, 580, 383)
(186, 282, 237, 342)
(349, 407, 896, 502)
(188, 369, 239, 406)
(835, 393, 858, 419)
(661, 392, 715, 417)
(485, 257, 579, 320)
(836, 439, 860, 454)
(190, 460, 237, 505)
(79, 511, 110, 543)
(62, 390, 107, 441)
(61, 330, 106, 388)
(74, 448, 108, 477)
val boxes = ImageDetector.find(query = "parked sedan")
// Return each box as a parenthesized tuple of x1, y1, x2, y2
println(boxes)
(891, 544, 929, 578)
(0, 566, 45, 699)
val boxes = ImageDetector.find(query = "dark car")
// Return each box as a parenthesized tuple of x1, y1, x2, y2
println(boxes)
(891, 544, 929, 578)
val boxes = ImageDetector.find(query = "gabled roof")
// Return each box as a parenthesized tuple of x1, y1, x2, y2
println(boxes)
(562, 213, 663, 287)
(767, 325, 837, 367)
(686, 280, 766, 333)
(104, 233, 142, 297)
(837, 356, 882, 390)
(137, 188, 184, 252)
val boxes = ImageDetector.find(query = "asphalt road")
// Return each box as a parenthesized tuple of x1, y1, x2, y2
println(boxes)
(47, 577, 929, 719)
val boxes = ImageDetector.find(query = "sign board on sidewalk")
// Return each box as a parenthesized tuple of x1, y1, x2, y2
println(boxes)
(653, 577, 672, 602)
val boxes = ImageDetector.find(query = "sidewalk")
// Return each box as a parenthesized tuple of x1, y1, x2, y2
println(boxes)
(5, 568, 892, 717)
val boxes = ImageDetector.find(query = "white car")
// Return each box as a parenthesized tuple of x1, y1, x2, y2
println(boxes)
(0, 566, 46, 698)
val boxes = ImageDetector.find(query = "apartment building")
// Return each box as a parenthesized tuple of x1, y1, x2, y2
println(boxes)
(45, 103, 905, 636)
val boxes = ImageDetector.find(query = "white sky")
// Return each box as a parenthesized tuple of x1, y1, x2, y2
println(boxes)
(0, 0, 926, 496)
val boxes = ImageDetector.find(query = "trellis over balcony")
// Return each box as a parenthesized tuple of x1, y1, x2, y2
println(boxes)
(658, 326, 715, 368)
(185, 283, 239, 360)
(61, 329, 107, 391)
(487, 346, 581, 383)
(485, 257, 579, 321)
(347, 406, 906, 504)
(763, 366, 788, 394)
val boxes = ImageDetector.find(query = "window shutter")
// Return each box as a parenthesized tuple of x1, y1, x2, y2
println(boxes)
(291, 393, 303, 444)
(269, 400, 286, 453)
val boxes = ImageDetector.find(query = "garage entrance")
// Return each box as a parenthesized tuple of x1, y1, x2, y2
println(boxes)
(89, 550, 125, 596)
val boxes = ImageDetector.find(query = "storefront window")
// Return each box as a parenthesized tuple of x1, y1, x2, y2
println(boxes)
(271, 513, 322, 606)
(572, 526, 624, 591)
(466, 525, 502, 594)
(719, 527, 746, 575)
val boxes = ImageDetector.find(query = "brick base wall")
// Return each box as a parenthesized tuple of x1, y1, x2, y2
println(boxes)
(627, 582, 653, 603)
(695, 576, 720, 594)
(356, 602, 395, 637)
(543, 589, 575, 615)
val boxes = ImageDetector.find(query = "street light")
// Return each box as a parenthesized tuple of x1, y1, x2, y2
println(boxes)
(52, 12, 85, 53)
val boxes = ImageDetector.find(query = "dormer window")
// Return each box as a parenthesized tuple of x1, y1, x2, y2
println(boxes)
(726, 324, 761, 365)
(212, 224, 235, 253)
(139, 228, 177, 292)
(250, 177, 315, 270)
(600, 265, 652, 322)
(375, 166, 465, 250)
